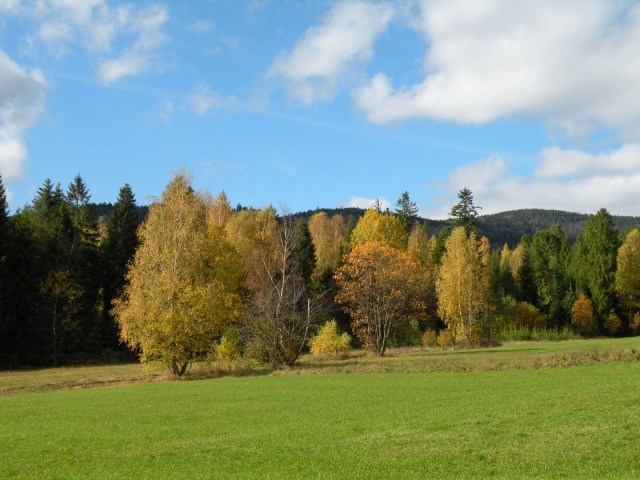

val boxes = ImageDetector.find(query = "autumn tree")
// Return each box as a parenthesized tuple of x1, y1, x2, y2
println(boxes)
(243, 212, 318, 366)
(449, 187, 481, 237)
(113, 174, 244, 376)
(208, 190, 233, 228)
(350, 208, 405, 250)
(615, 228, 640, 319)
(335, 242, 425, 356)
(407, 224, 438, 325)
(571, 294, 596, 335)
(436, 227, 489, 342)
(308, 211, 345, 279)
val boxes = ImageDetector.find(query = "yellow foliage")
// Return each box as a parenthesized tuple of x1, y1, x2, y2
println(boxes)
(436, 329, 454, 348)
(308, 320, 351, 356)
(112, 174, 245, 376)
(215, 329, 242, 361)
(616, 228, 640, 310)
(421, 329, 437, 347)
(516, 302, 546, 330)
(436, 227, 489, 342)
(349, 209, 405, 250)
(309, 212, 345, 276)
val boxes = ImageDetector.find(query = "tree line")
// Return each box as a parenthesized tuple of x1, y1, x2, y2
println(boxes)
(1, 174, 639, 372)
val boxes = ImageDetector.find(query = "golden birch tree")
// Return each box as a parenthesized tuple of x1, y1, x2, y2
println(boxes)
(335, 242, 425, 356)
(308, 212, 345, 277)
(615, 228, 640, 311)
(436, 227, 489, 342)
(113, 174, 244, 376)
(349, 209, 405, 250)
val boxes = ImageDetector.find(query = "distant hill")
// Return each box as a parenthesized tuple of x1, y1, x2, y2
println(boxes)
(92, 203, 640, 249)
(479, 209, 640, 247)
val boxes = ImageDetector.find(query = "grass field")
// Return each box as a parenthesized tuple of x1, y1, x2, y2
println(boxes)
(1, 338, 640, 478)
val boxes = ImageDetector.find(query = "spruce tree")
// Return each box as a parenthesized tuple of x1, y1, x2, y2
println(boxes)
(582, 208, 620, 324)
(449, 187, 481, 236)
(101, 184, 139, 349)
(395, 191, 419, 238)
(295, 219, 316, 290)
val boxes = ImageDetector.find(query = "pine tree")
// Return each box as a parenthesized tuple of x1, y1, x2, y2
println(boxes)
(395, 191, 419, 237)
(100, 184, 140, 349)
(295, 219, 316, 289)
(582, 208, 620, 325)
(449, 187, 481, 236)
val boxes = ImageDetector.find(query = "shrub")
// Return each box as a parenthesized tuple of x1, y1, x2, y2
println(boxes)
(421, 329, 437, 347)
(215, 329, 242, 361)
(308, 320, 351, 357)
(436, 329, 454, 348)
(516, 302, 546, 330)
(605, 312, 622, 336)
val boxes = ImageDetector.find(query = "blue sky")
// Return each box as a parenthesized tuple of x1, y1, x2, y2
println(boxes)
(2, 0, 640, 218)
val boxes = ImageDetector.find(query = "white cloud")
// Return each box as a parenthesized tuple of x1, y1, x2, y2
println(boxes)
(429, 144, 640, 218)
(99, 52, 147, 84)
(11, 1, 169, 84)
(187, 83, 237, 116)
(0, 50, 47, 198)
(267, 0, 395, 104)
(355, 0, 640, 140)
(343, 195, 392, 211)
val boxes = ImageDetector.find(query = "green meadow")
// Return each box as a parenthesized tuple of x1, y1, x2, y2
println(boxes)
(2, 338, 640, 479)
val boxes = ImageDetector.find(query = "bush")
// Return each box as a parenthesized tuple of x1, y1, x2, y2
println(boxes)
(308, 320, 351, 357)
(436, 329, 454, 349)
(498, 326, 579, 342)
(421, 329, 437, 347)
(605, 312, 622, 336)
(516, 302, 546, 330)
(215, 329, 242, 361)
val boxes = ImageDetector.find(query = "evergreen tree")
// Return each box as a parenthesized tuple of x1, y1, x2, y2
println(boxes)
(449, 187, 481, 236)
(582, 208, 620, 325)
(294, 219, 316, 289)
(0, 173, 10, 363)
(530, 226, 571, 326)
(100, 184, 140, 349)
(395, 191, 419, 237)
(517, 239, 537, 306)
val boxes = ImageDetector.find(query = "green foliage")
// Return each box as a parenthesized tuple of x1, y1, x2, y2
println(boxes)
(581, 208, 620, 324)
(449, 187, 480, 236)
(497, 326, 579, 342)
(294, 219, 316, 288)
(308, 320, 351, 356)
(395, 190, 418, 236)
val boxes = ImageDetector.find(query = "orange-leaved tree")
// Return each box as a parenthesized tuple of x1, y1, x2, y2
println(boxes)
(335, 242, 425, 356)
(571, 294, 596, 335)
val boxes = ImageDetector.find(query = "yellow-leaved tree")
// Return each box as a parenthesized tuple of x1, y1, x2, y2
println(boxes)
(436, 227, 489, 343)
(349, 209, 405, 250)
(335, 242, 425, 356)
(113, 174, 244, 376)
(616, 228, 640, 313)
